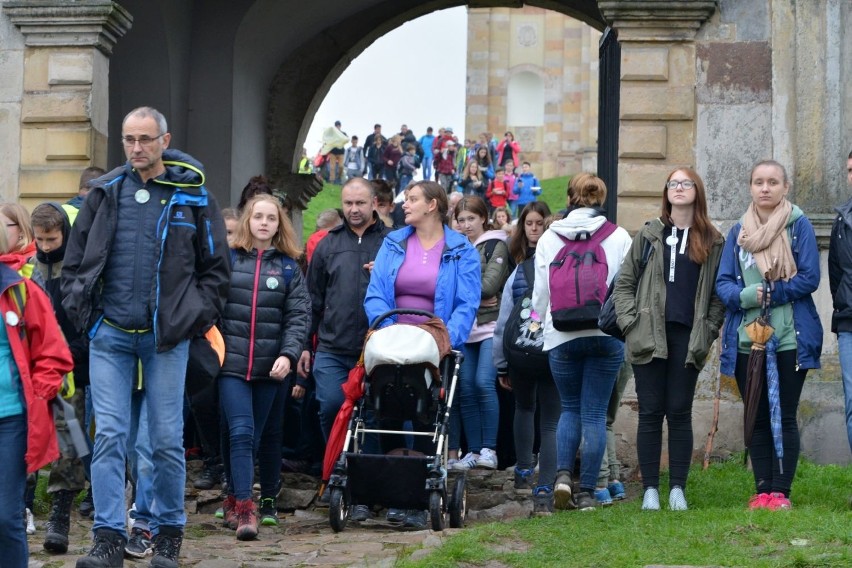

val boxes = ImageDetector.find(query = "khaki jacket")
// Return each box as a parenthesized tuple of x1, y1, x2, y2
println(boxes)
(612, 218, 725, 371)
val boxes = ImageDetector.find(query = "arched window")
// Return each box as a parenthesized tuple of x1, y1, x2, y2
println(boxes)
(507, 71, 544, 127)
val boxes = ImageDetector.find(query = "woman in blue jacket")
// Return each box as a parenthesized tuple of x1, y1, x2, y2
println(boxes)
(715, 160, 821, 511)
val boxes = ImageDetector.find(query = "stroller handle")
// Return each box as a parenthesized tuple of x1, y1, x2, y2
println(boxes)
(369, 308, 438, 331)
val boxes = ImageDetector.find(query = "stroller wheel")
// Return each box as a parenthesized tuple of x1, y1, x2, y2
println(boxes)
(448, 475, 467, 528)
(328, 488, 348, 533)
(429, 491, 445, 531)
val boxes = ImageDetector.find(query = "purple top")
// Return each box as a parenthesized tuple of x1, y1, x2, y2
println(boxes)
(395, 234, 445, 324)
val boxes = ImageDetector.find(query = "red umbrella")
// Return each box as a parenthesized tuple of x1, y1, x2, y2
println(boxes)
(321, 354, 366, 482)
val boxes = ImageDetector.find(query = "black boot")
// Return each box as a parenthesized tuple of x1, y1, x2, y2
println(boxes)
(75, 529, 127, 568)
(193, 458, 222, 490)
(44, 489, 75, 553)
(151, 525, 183, 568)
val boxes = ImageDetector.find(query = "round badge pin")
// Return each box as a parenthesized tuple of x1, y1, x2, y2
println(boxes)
(266, 277, 279, 290)
(665, 235, 678, 246)
(135, 189, 151, 204)
(520, 308, 531, 320)
(5, 311, 19, 326)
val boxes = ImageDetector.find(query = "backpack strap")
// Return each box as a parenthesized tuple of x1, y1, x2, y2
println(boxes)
(520, 257, 536, 288)
(10, 282, 27, 342)
(483, 239, 500, 264)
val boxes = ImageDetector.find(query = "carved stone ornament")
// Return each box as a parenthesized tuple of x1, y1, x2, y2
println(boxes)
(3, 0, 133, 55)
(517, 24, 538, 47)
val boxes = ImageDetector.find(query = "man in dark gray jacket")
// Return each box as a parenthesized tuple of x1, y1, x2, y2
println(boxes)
(64, 106, 229, 568)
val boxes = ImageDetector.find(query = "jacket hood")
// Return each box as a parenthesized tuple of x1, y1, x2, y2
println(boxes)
(473, 229, 508, 246)
(35, 203, 71, 265)
(549, 207, 607, 240)
(123, 148, 206, 189)
(0, 262, 23, 292)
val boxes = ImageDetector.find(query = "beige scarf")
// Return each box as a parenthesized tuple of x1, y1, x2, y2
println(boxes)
(737, 199, 797, 282)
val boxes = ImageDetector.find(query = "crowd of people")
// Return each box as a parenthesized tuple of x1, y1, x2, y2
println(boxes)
(2, 104, 851, 568)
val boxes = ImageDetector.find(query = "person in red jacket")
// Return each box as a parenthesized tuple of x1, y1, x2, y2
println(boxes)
(433, 127, 459, 192)
(496, 131, 521, 168)
(0, 222, 73, 567)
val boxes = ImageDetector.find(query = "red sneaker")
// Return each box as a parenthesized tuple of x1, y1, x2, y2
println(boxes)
(767, 492, 792, 510)
(748, 493, 772, 509)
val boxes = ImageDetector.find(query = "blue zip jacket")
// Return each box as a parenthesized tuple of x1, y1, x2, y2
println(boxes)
(365, 225, 481, 349)
(513, 172, 541, 206)
(715, 215, 822, 376)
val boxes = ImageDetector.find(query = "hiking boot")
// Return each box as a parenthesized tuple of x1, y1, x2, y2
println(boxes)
(449, 452, 478, 471)
(150, 526, 183, 568)
(221, 495, 237, 529)
(607, 480, 626, 500)
(402, 509, 428, 529)
(669, 486, 688, 511)
(25, 507, 36, 535)
(748, 492, 772, 510)
(531, 486, 554, 517)
(234, 498, 258, 541)
(78, 487, 94, 518)
(642, 487, 660, 510)
(75, 529, 127, 568)
(43, 489, 75, 553)
(124, 526, 153, 558)
(554, 470, 575, 510)
(767, 492, 792, 510)
(575, 491, 597, 511)
(514, 468, 534, 495)
(193, 460, 222, 490)
(594, 487, 613, 507)
(475, 448, 498, 470)
(350, 504, 371, 522)
(259, 497, 279, 526)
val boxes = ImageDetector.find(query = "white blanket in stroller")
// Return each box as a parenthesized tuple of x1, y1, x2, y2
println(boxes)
(363, 324, 442, 376)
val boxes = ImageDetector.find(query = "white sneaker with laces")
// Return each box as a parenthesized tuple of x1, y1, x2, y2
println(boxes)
(449, 452, 478, 471)
(25, 508, 35, 534)
(642, 487, 660, 511)
(475, 448, 498, 470)
(669, 486, 688, 511)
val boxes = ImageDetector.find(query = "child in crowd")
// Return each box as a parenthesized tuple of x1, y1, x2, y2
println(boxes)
(397, 144, 418, 194)
(486, 167, 510, 215)
(503, 159, 518, 216)
(344, 136, 364, 181)
(219, 194, 310, 540)
(30, 204, 91, 555)
(513, 162, 542, 209)
(222, 208, 238, 246)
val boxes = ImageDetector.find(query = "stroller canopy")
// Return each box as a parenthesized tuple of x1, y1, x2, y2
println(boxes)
(364, 323, 443, 375)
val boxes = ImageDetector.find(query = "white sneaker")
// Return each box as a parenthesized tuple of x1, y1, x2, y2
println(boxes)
(25, 508, 35, 534)
(669, 486, 688, 511)
(475, 448, 498, 470)
(642, 487, 660, 511)
(449, 452, 478, 471)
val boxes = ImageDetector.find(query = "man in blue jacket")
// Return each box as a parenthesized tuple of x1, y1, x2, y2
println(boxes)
(63, 107, 230, 568)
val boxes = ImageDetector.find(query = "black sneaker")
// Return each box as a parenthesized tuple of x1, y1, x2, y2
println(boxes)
(43, 489, 74, 553)
(554, 470, 575, 510)
(124, 526, 152, 558)
(402, 509, 427, 529)
(350, 504, 371, 522)
(75, 529, 127, 568)
(193, 460, 222, 490)
(575, 491, 597, 511)
(150, 526, 183, 568)
(259, 497, 279, 526)
(386, 508, 405, 523)
(531, 486, 554, 517)
(78, 487, 95, 518)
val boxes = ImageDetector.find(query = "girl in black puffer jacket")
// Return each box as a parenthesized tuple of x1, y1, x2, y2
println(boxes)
(219, 194, 310, 541)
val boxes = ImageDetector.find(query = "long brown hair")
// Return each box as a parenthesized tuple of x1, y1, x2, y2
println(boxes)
(232, 194, 301, 258)
(660, 167, 720, 265)
(454, 196, 492, 231)
(509, 202, 551, 264)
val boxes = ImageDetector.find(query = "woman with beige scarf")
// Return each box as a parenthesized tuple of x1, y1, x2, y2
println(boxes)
(715, 160, 822, 510)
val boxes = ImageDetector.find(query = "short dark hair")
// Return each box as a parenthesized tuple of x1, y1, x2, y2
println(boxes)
(31, 203, 67, 232)
(522, 161, 531, 167)
(374, 123, 381, 129)
(237, 175, 274, 212)
(848, 150, 852, 159)
(372, 179, 393, 205)
(79, 166, 105, 190)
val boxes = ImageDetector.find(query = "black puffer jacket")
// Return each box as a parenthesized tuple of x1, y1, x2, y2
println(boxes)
(220, 248, 310, 382)
(830, 197, 852, 332)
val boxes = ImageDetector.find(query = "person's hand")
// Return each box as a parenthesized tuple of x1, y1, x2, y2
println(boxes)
(363, 261, 375, 273)
(480, 296, 498, 308)
(270, 356, 291, 379)
(291, 384, 305, 399)
(297, 350, 311, 378)
(498, 373, 512, 391)
(756, 285, 771, 306)
(387, 160, 393, 166)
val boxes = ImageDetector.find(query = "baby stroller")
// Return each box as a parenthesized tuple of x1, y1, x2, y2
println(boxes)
(324, 309, 467, 532)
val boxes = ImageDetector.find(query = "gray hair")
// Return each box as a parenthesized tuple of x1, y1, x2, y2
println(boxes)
(123, 106, 168, 136)
(316, 208, 343, 230)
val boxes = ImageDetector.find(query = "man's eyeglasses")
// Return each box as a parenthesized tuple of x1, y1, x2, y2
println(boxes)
(122, 134, 164, 148)
(666, 179, 695, 190)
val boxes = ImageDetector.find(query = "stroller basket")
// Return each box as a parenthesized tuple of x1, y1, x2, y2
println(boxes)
(343, 452, 435, 510)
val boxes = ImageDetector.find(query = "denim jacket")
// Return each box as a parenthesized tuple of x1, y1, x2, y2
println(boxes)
(364, 225, 481, 349)
(715, 215, 822, 376)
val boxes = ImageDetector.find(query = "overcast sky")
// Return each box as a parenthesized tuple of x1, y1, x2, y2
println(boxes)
(305, 7, 468, 152)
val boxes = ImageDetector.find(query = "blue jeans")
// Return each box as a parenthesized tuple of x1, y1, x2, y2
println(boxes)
(314, 351, 358, 442)
(838, 332, 852, 453)
(127, 392, 155, 531)
(89, 324, 189, 533)
(0, 413, 27, 567)
(422, 155, 433, 181)
(459, 338, 499, 452)
(549, 336, 623, 491)
(219, 375, 286, 500)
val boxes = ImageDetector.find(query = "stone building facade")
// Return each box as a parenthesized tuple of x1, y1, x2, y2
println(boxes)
(466, 7, 600, 178)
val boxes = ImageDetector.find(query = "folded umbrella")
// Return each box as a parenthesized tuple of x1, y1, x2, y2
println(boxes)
(742, 281, 774, 454)
(765, 334, 784, 474)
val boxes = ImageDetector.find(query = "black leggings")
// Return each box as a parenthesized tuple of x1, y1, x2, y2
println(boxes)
(633, 322, 698, 490)
(735, 350, 806, 497)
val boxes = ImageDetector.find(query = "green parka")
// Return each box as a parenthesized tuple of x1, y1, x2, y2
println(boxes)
(612, 218, 725, 371)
